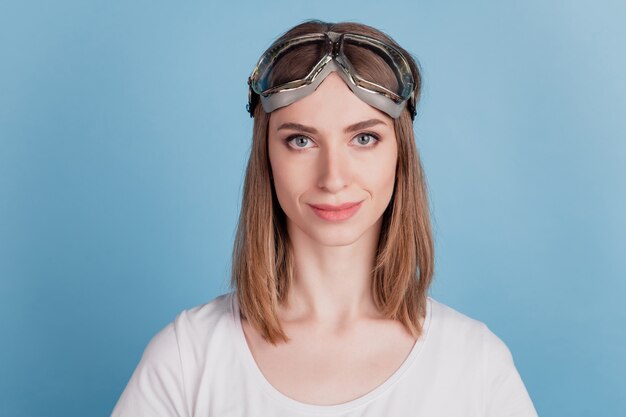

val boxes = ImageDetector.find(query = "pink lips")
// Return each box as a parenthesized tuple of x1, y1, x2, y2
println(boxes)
(308, 201, 363, 222)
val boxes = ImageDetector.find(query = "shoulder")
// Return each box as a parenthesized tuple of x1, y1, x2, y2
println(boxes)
(427, 297, 512, 358)
(112, 295, 235, 416)
(425, 299, 537, 416)
(141, 292, 235, 362)
(428, 297, 489, 336)
(173, 291, 235, 334)
(426, 299, 526, 396)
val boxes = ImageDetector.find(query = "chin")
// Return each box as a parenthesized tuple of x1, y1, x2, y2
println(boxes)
(310, 229, 363, 247)
(304, 217, 378, 247)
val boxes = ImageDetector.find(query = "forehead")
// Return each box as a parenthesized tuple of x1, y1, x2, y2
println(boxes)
(268, 73, 392, 132)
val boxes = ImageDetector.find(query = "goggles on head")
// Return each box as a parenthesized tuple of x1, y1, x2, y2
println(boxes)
(246, 31, 417, 120)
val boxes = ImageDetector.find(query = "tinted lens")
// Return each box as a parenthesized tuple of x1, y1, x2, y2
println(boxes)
(252, 35, 328, 93)
(341, 34, 414, 101)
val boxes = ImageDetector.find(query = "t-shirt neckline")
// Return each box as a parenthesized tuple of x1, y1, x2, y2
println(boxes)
(229, 292, 433, 415)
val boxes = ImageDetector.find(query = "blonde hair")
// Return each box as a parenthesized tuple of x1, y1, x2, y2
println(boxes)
(231, 20, 434, 344)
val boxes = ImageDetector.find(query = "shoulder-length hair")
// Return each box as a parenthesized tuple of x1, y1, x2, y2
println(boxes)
(231, 20, 434, 345)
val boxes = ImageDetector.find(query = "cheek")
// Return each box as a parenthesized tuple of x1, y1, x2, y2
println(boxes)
(362, 146, 398, 200)
(269, 148, 308, 213)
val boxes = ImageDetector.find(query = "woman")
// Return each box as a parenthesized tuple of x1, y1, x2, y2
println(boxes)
(112, 20, 538, 416)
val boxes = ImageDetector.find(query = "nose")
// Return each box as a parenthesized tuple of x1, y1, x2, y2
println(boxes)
(317, 144, 350, 193)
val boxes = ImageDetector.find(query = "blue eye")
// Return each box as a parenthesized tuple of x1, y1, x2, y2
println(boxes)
(286, 135, 314, 149)
(353, 133, 380, 147)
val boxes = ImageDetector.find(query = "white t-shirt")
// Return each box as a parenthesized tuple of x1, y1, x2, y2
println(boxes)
(111, 292, 538, 417)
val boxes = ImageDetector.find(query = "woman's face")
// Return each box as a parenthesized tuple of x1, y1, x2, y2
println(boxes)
(267, 73, 398, 247)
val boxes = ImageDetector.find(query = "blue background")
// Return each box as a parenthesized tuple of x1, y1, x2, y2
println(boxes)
(1, 1, 624, 416)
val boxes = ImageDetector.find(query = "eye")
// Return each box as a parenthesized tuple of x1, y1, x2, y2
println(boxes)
(285, 135, 315, 150)
(352, 132, 380, 147)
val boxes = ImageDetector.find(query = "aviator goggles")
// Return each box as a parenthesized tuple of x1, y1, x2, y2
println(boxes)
(247, 31, 417, 120)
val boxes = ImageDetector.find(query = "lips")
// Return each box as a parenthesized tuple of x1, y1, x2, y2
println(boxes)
(308, 201, 363, 222)
(309, 201, 362, 211)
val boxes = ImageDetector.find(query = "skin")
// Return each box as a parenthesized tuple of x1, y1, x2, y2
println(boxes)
(241, 73, 420, 405)
(269, 72, 398, 323)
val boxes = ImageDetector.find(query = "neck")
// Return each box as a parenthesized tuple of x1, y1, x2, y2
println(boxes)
(281, 217, 384, 326)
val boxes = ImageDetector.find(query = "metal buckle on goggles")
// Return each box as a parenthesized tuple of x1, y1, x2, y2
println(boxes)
(247, 31, 417, 120)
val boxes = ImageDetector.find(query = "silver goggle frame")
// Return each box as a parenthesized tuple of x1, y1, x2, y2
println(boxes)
(247, 31, 416, 120)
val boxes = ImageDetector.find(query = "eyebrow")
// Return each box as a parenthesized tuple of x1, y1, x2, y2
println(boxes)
(276, 118, 388, 134)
